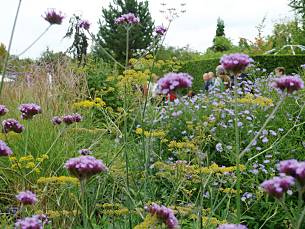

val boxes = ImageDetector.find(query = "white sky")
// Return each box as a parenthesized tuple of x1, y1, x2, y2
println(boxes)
(0, 0, 293, 58)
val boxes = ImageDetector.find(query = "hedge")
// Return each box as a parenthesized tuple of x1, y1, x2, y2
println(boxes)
(181, 54, 305, 92)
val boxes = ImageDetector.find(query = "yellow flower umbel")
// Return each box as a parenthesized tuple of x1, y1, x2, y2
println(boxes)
(37, 176, 79, 185)
(96, 203, 129, 216)
(134, 214, 158, 229)
(168, 140, 197, 151)
(237, 94, 273, 106)
(10, 154, 48, 174)
(135, 128, 166, 139)
(73, 98, 106, 109)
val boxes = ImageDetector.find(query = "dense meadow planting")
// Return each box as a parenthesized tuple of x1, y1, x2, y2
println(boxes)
(1, 5, 305, 229)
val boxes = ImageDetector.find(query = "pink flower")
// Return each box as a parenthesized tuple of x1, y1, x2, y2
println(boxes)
(115, 13, 140, 25)
(157, 72, 193, 94)
(220, 53, 253, 74)
(260, 176, 295, 198)
(271, 75, 304, 93)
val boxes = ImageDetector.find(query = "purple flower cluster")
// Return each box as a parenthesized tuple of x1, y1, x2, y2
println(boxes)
(220, 53, 253, 74)
(0, 140, 12, 156)
(271, 75, 304, 94)
(2, 119, 25, 133)
(65, 155, 108, 180)
(114, 13, 140, 25)
(62, 113, 82, 125)
(157, 72, 193, 94)
(79, 149, 92, 155)
(260, 176, 295, 198)
(279, 159, 305, 184)
(19, 104, 42, 119)
(155, 25, 167, 36)
(15, 215, 43, 229)
(16, 191, 37, 205)
(0, 105, 8, 116)
(217, 224, 248, 229)
(51, 116, 62, 125)
(146, 203, 179, 229)
(43, 9, 64, 25)
(79, 20, 90, 30)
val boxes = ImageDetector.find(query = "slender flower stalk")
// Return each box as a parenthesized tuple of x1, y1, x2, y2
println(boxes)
(18, 25, 52, 57)
(0, 0, 23, 96)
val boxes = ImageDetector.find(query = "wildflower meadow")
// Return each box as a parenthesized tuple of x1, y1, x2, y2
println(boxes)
(1, 0, 305, 228)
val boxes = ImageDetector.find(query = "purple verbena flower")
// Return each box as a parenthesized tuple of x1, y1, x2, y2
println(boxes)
(146, 203, 179, 229)
(295, 162, 305, 184)
(51, 116, 62, 125)
(278, 159, 299, 177)
(15, 215, 42, 229)
(79, 149, 92, 155)
(115, 13, 140, 25)
(65, 155, 108, 180)
(79, 20, 90, 30)
(271, 75, 304, 94)
(19, 103, 42, 119)
(217, 224, 248, 229)
(2, 119, 25, 133)
(43, 9, 64, 25)
(0, 140, 12, 156)
(220, 53, 253, 74)
(157, 72, 193, 94)
(260, 176, 295, 198)
(0, 105, 8, 116)
(16, 191, 38, 205)
(155, 25, 167, 36)
(62, 113, 82, 125)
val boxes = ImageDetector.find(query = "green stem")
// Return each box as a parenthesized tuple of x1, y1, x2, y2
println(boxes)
(233, 75, 241, 223)
(24, 121, 29, 154)
(18, 25, 52, 57)
(80, 179, 88, 228)
(297, 206, 305, 229)
(240, 94, 285, 159)
(0, 0, 22, 96)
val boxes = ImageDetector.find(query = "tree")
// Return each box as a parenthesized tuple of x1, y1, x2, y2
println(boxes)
(216, 18, 225, 37)
(289, 0, 305, 28)
(94, 0, 154, 63)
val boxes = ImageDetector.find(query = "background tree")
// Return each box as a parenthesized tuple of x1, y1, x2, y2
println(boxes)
(289, 0, 305, 29)
(94, 0, 154, 63)
(215, 17, 225, 37)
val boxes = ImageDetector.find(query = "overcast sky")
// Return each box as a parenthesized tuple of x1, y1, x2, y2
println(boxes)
(0, 0, 293, 58)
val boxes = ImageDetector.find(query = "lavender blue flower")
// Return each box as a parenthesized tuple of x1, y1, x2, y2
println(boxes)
(220, 53, 253, 74)
(62, 113, 82, 125)
(155, 25, 167, 36)
(217, 224, 248, 229)
(16, 191, 37, 205)
(19, 103, 42, 119)
(15, 215, 42, 229)
(115, 13, 140, 25)
(271, 75, 304, 94)
(65, 155, 108, 180)
(216, 143, 223, 152)
(260, 176, 295, 198)
(0, 105, 8, 116)
(146, 203, 179, 229)
(0, 140, 12, 156)
(79, 20, 90, 30)
(157, 72, 193, 94)
(2, 119, 25, 133)
(51, 116, 62, 125)
(43, 9, 64, 25)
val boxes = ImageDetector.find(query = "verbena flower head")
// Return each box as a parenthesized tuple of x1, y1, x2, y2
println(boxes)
(155, 25, 167, 36)
(0, 140, 12, 156)
(51, 116, 62, 125)
(62, 113, 82, 125)
(15, 215, 42, 229)
(217, 224, 248, 229)
(0, 105, 8, 116)
(65, 155, 108, 180)
(260, 176, 295, 198)
(295, 162, 305, 184)
(220, 53, 253, 74)
(16, 191, 38, 205)
(271, 75, 304, 94)
(278, 159, 299, 177)
(79, 20, 90, 30)
(19, 103, 42, 120)
(2, 119, 25, 133)
(157, 72, 193, 94)
(146, 203, 179, 229)
(79, 149, 92, 155)
(115, 13, 140, 25)
(43, 9, 64, 25)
